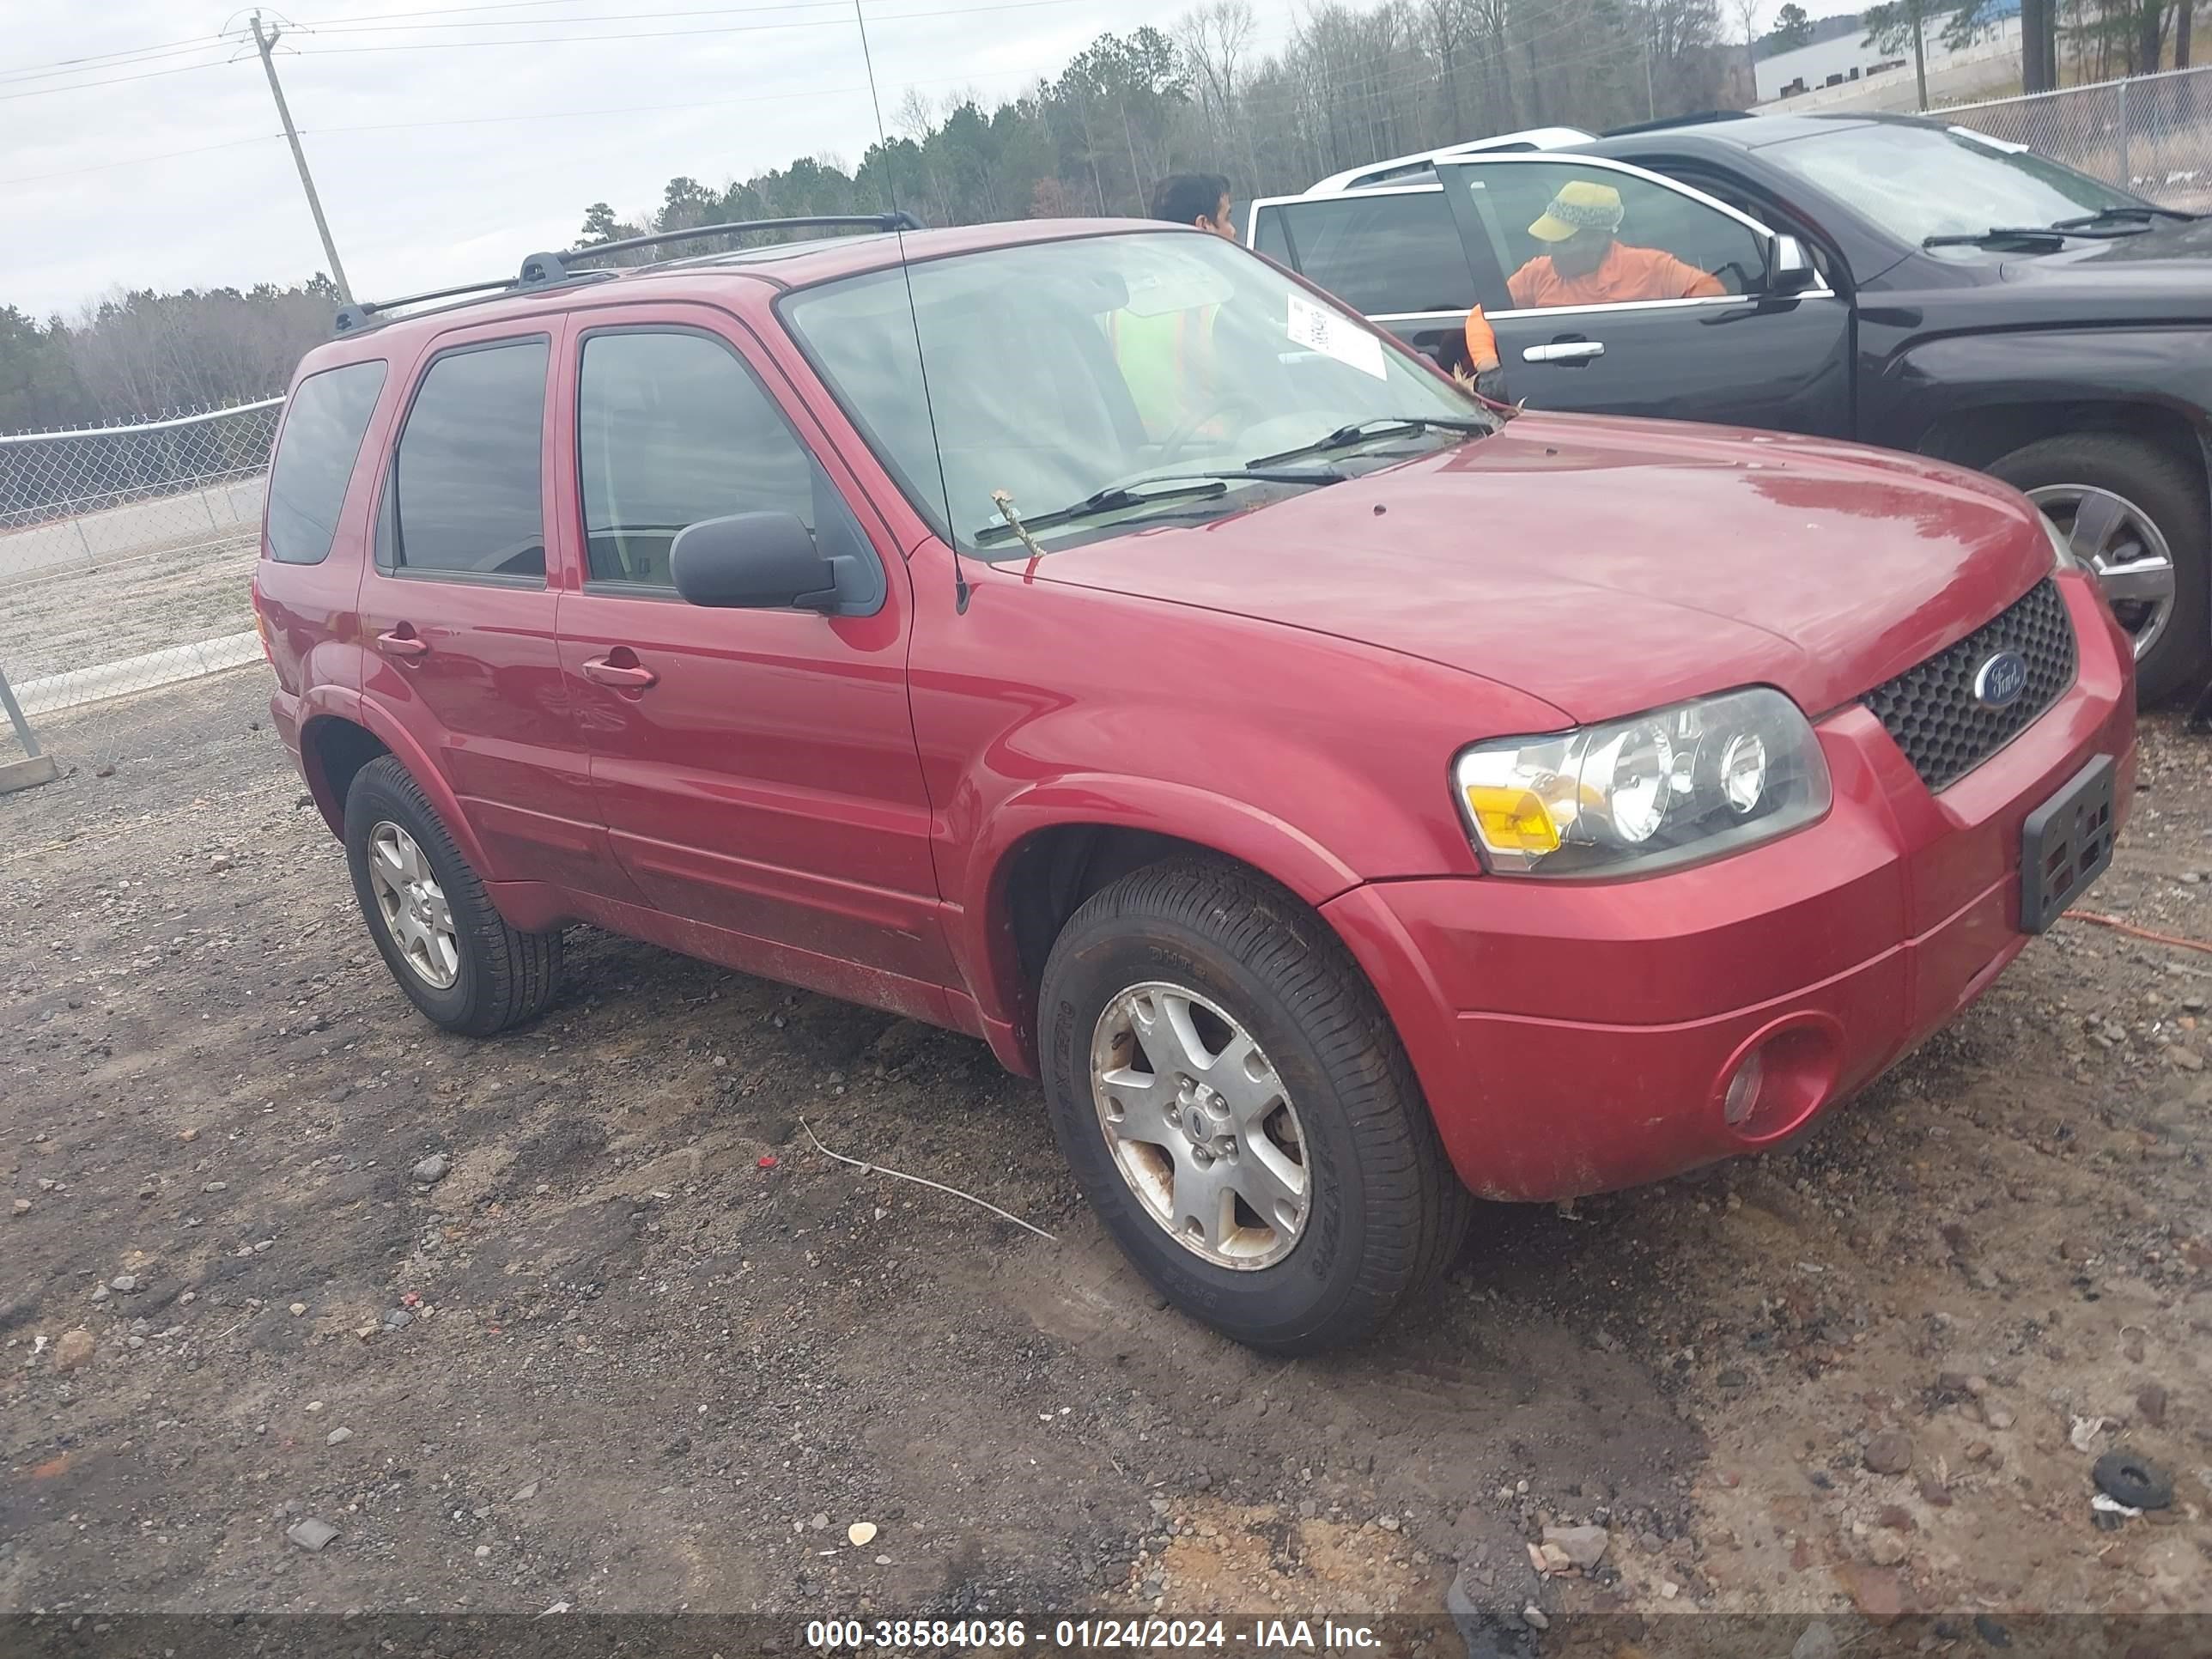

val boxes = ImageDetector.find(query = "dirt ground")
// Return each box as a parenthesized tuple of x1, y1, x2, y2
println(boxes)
(4, 667, 2209, 1646)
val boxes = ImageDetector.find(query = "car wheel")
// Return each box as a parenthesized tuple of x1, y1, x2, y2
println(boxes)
(1038, 857, 1469, 1352)
(1989, 434, 2209, 702)
(343, 756, 562, 1036)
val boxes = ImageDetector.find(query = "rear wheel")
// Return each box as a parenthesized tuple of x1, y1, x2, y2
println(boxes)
(343, 757, 562, 1036)
(1990, 433, 2209, 702)
(1038, 858, 1469, 1352)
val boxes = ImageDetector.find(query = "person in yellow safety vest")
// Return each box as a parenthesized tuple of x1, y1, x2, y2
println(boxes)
(1110, 173, 1237, 441)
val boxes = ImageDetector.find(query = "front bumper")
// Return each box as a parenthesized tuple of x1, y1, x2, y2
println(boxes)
(1322, 573, 2136, 1202)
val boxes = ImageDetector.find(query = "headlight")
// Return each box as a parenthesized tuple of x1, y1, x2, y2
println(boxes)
(2040, 510, 2079, 571)
(1454, 687, 1831, 877)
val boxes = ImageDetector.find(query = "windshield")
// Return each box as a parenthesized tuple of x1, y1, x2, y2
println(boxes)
(1763, 122, 2145, 251)
(780, 229, 1487, 556)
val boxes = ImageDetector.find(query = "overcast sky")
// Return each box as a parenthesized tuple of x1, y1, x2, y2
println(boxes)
(3, 0, 1802, 319)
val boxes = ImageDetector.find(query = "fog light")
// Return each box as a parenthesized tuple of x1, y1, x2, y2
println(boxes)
(1713, 1018, 1842, 1144)
(1722, 1048, 1765, 1127)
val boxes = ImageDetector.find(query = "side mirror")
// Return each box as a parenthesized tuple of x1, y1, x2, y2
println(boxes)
(1769, 234, 1819, 295)
(672, 513, 840, 611)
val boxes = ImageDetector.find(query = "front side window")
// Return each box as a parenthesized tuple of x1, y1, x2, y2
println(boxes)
(267, 360, 386, 565)
(1760, 121, 2143, 252)
(781, 230, 1493, 556)
(576, 330, 817, 586)
(1254, 191, 1477, 316)
(1450, 161, 1768, 311)
(389, 338, 549, 579)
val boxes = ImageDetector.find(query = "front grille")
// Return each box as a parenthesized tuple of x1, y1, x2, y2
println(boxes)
(1863, 577, 2075, 791)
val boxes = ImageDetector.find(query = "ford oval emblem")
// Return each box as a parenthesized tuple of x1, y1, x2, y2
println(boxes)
(1972, 650, 2028, 709)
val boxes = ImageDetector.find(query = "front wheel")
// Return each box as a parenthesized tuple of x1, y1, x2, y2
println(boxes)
(1990, 434, 2209, 703)
(1038, 858, 1469, 1352)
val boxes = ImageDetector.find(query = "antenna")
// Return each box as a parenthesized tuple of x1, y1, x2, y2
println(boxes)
(851, 0, 969, 614)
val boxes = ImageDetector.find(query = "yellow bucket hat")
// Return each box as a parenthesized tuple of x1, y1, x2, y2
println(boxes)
(1528, 179, 1626, 242)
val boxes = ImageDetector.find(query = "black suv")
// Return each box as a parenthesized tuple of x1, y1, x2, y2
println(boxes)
(1248, 112, 2210, 701)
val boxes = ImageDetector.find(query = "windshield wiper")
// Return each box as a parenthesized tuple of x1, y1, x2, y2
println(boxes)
(970, 468, 1345, 545)
(2051, 204, 2199, 227)
(1247, 413, 1496, 469)
(1923, 223, 2149, 249)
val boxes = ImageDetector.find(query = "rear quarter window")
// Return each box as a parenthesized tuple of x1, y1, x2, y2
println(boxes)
(266, 360, 387, 565)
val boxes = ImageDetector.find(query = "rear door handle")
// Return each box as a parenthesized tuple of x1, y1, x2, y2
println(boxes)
(583, 656, 659, 689)
(1522, 340, 1605, 364)
(375, 629, 428, 660)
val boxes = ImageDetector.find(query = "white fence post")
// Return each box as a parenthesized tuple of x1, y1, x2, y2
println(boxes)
(2118, 76, 2132, 188)
(0, 661, 58, 792)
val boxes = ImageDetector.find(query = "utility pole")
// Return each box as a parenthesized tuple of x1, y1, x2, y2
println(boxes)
(1643, 0, 1658, 118)
(1910, 0, 1929, 111)
(248, 11, 353, 304)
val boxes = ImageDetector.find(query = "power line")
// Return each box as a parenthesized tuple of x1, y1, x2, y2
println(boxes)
(0, 134, 281, 191)
(0, 55, 237, 104)
(276, 0, 1098, 56)
(293, 0, 715, 25)
(297, 2, 856, 33)
(297, 82, 870, 135)
(0, 32, 228, 85)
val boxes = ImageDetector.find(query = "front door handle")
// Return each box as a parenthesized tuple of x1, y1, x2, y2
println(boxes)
(1522, 339, 1606, 364)
(375, 628, 428, 660)
(583, 655, 659, 690)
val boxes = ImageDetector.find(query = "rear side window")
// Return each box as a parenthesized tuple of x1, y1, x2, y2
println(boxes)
(266, 361, 386, 565)
(388, 338, 549, 579)
(1261, 192, 1476, 315)
(576, 330, 815, 586)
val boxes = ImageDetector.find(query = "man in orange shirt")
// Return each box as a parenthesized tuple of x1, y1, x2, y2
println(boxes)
(1506, 179, 1723, 309)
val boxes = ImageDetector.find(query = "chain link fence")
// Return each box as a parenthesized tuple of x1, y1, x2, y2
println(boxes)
(1943, 64, 2212, 209)
(0, 399, 282, 786)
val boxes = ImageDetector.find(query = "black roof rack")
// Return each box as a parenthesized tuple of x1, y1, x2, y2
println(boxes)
(1599, 110, 1758, 137)
(332, 210, 924, 336)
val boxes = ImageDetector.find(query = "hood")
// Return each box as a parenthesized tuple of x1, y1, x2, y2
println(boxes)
(1026, 413, 2055, 724)
(1996, 216, 2212, 304)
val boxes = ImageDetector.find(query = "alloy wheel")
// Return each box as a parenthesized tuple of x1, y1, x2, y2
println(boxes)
(1089, 981, 1310, 1270)
(2029, 483, 2178, 664)
(367, 821, 460, 989)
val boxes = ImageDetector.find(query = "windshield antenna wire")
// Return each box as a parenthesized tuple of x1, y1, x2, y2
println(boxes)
(852, 0, 969, 614)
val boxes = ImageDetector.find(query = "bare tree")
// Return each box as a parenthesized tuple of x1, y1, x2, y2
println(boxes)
(1468, 0, 1517, 128)
(895, 87, 939, 142)
(1422, 0, 1472, 136)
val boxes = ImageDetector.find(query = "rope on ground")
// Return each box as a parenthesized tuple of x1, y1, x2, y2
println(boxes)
(2063, 909, 2212, 956)
(799, 1117, 1057, 1242)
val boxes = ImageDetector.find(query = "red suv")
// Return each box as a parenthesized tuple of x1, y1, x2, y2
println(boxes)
(252, 213, 2135, 1352)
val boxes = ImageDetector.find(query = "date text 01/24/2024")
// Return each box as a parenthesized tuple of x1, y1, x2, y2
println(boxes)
(804, 1618, 1384, 1650)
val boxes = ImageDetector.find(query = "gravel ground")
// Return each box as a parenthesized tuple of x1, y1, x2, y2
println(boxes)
(3, 668, 2208, 1643)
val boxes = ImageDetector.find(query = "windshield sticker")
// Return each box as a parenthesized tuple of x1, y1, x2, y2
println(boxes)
(1285, 293, 1388, 381)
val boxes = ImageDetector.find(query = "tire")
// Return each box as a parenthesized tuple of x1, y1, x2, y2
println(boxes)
(1038, 857, 1470, 1353)
(343, 756, 562, 1036)
(1988, 433, 2209, 703)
